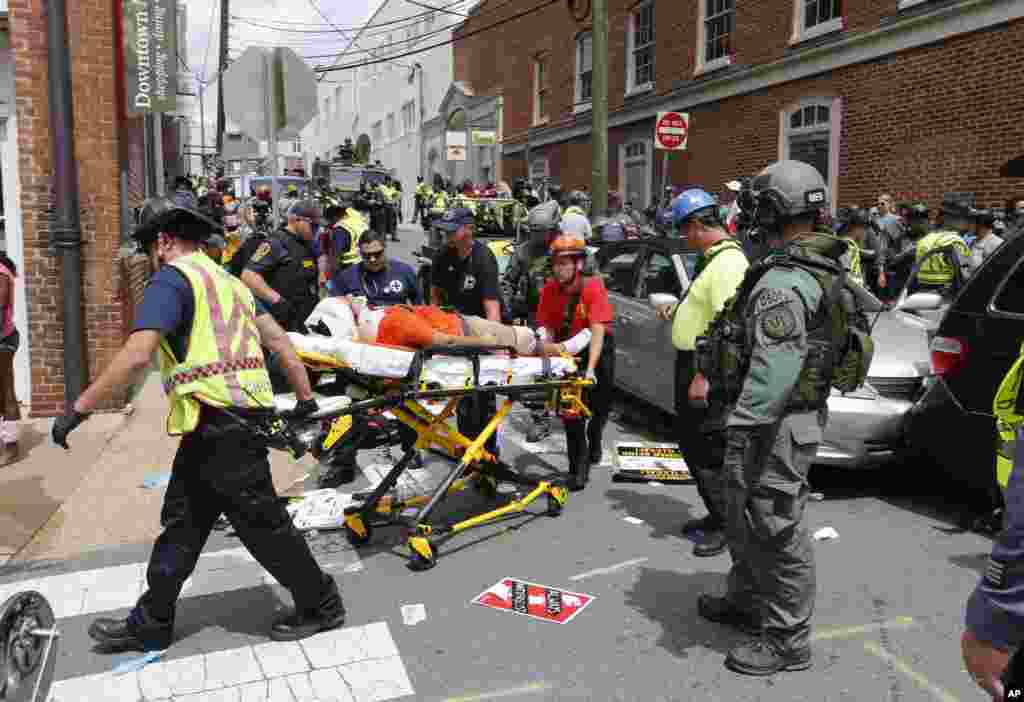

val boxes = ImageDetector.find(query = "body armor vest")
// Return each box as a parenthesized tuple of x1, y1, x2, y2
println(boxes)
(266, 229, 319, 331)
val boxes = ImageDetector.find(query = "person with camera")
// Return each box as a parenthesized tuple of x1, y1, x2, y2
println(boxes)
(51, 197, 345, 652)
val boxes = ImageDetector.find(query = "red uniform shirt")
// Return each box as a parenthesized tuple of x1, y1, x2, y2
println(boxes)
(536, 276, 614, 342)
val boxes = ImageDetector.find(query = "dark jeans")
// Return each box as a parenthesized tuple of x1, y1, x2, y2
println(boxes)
(134, 406, 329, 624)
(564, 335, 616, 472)
(457, 392, 500, 458)
(675, 350, 727, 529)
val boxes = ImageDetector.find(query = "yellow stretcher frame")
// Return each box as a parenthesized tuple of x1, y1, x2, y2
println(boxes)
(296, 343, 591, 570)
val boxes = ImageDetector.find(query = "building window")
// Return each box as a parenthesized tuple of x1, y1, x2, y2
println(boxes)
(792, 0, 843, 43)
(620, 140, 651, 210)
(425, 10, 435, 32)
(324, 98, 330, 122)
(698, 0, 734, 73)
(780, 98, 841, 213)
(533, 56, 549, 125)
(627, 1, 655, 94)
(402, 100, 416, 132)
(575, 32, 593, 112)
(387, 113, 396, 139)
(372, 120, 383, 143)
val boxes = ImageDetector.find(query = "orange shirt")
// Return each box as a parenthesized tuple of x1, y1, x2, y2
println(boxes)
(376, 306, 463, 348)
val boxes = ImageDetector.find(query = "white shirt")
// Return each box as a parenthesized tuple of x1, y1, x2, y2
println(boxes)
(560, 212, 592, 239)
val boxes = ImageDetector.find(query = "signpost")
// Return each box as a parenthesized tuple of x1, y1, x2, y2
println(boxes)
(223, 46, 318, 228)
(654, 111, 689, 198)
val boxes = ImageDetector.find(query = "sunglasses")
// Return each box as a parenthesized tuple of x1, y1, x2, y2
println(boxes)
(361, 249, 386, 261)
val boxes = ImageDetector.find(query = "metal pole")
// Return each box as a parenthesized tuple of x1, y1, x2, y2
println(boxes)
(591, 0, 609, 215)
(661, 151, 669, 199)
(265, 50, 280, 230)
(46, 0, 86, 407)
(216, 0, 229, 156)
(199, 82, 206, 175)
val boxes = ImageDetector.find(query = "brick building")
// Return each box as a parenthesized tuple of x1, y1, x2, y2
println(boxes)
(6, 0, 153, 416)
(454, 0, 1024, 214)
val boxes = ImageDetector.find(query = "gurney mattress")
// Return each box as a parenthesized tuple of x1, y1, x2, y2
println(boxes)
(288, 333, 577, 386)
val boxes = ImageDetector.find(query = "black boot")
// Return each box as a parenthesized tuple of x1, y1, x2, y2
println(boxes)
(89, 608, 174, 652)
(681, 514, 719, 534)
(693, 529, 728, 557)
(697, 594, 760, 635)
(319, 459, 358, 488)
(271, 575, 347, 642)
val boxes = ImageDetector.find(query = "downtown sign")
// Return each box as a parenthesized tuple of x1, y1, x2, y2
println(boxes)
(123, 0, 177, 114)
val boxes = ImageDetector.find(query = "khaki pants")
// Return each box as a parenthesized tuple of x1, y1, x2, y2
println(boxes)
(463, 316, 536, 355)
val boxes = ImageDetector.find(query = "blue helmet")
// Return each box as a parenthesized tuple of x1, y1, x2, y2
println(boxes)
(672, 188, 717, 225)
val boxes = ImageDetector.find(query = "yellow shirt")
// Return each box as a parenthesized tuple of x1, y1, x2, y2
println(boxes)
(671, 242, 748, 351)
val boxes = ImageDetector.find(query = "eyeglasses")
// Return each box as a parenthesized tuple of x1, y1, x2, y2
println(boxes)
(361, 249, 385, 261)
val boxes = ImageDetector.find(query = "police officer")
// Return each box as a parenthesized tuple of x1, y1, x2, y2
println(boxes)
(914, 198, 971, 295)
(279, 184, 300, 220)
(431, 207, 504, 457)
(964, 347, 1024, 699)
(415, 176, 431, 224)
(51, 197, 345, 651)
(332, 229, 420, 306)
(655, 189, 749, 557)
(967, 207, 1004, 276)
(535, 235, 615, 490)
(321, 195, 370, 291)
(834, 207, 869, 285)
(241, 200, 322, 333)
(695, 160, 853, 675)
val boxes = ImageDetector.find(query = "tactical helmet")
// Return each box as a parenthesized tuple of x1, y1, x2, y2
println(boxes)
(527, 200, 562, 231)
(750, 160, 829, 219)
(908, 203, 930, 220)
(671, 188, 717, 225)
(968, 207, 997, 227)
(550, 234, 586, 258)
(568, 190, 588, 208)
(132, 196, 221, 245)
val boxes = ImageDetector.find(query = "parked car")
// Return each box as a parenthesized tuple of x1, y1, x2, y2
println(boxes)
(904, 225, 1024, 506)
(594, 238, 933, 469)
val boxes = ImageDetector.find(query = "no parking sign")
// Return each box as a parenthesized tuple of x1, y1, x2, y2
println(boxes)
(655, 111, 689, 150)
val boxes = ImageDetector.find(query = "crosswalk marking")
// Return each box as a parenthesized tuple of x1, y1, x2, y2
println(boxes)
(47, 621, 414, 702)
(0, 545, 362, 620)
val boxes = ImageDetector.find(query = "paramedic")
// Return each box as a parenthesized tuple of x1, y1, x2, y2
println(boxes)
(331, 230, 420, 306)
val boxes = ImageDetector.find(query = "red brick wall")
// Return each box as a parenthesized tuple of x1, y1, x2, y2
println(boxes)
(9, 0, 129, 416)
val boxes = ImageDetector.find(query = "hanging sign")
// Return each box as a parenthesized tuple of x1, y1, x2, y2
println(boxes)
(471, 130, 497, 146)
(123, 0, 178, 114)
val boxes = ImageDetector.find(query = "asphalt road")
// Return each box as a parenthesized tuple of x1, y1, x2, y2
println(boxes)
(2, 223, 996, 702)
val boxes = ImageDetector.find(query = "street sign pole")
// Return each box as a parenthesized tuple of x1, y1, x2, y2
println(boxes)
(264, 50, 280, 230)
(662, 151, 670, 200)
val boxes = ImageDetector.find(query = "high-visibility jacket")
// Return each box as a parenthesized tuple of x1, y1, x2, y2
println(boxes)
(839, 236, 863, 284)
(416, 184, 432, 202)
(993, 342, 1024, 490)
(159, 252, 272, 435)
(431, 192, 449, 214)
(455, 195, 478, 214)
(337, 210, 369, 266)
(916, 231, 969, 286)
(564, 206, 587, 218)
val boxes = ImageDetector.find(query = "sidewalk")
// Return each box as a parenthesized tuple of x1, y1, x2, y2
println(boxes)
(2, 372, 313, 567)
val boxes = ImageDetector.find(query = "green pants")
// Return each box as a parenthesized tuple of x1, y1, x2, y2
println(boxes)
(724, 411, 820, 652)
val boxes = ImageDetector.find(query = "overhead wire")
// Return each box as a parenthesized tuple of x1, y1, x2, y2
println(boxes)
(199, 0, 220, 82)
(230, 0, 468, 34)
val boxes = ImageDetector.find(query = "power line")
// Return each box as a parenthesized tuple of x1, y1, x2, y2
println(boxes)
(404, 0, 468, 18)
(304, 0, 415, 73)
(229, 0, 467, 34)
(315, 0, 559, 74)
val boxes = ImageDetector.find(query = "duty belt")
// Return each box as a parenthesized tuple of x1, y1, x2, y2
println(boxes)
(163, 357, 266, 394)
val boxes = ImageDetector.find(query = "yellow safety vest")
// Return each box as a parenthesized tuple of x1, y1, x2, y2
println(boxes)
(455, 195, 478, 214)
(416, 184, 432, 200)
(916, 231, 969, 286)
(432, 192, 449, 213)
(159, 252, 273, 435)
(993, 342, 1024, 490)
(337, 211, 369, 266)
(840, 236, 863, 284)
(564, 206, 587, 218)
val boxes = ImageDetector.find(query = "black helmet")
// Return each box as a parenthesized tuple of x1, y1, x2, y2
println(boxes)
(750, 160, 829, 219)
(968, 207, 997, 227)
(907, 203, 930, 220)
(132, 196, 221, 245)
(567, 190, 587, 208)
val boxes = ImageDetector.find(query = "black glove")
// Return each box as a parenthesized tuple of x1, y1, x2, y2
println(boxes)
(52, 409, 90, 449)
(269, 298, 293, 324)
(283, 397, 318, 419)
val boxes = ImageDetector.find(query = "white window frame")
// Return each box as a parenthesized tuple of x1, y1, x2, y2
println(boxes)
(791, 0, 844, 44)
(626, 1, 655, 97)
(402, 100, 416, 133)
(574, 32, 593, 114)
(617, 139, 653, 210)
(695, 0, 735, 76)
(778, 96, 842, 214)
(387, 113, 395, 140)
(372, 120, 383, 143)
(533, 56, 549, 126)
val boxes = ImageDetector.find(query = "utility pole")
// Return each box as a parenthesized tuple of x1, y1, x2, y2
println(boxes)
(590, 0, 609, 215)
(216, 0, 230, 157)
(199, 80, 207, 175)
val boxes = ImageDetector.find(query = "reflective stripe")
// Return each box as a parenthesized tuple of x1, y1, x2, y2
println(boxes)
(163, 357, 266, 394)
(175, 258, 262, 407)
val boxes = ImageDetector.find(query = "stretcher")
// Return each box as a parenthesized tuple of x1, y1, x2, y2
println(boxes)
(277, 333, 592, 571)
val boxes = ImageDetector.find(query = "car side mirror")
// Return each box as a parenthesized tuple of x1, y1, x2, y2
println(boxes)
(649, 293, 679, 308)
(897, 292, 943, 312)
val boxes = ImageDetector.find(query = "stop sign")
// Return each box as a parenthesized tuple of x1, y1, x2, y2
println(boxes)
(655, 111, 689, 151)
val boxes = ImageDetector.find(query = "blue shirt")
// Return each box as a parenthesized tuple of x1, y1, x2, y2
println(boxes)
(331, 259, 421, 306)
(133, 265, 269, 362)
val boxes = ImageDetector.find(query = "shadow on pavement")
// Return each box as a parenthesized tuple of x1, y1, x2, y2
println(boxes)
(948, 552, 990, 576)
(623, 566, 736, 658)
(172, 585, 285, 641)
(604, 487, 702, 541)
(0, 474, 61, 558)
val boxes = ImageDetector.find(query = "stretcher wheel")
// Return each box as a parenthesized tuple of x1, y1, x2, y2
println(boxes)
(547, 487, 567, 517)
(344, 515, 372, 547)
(474, 474, 498, 499)
(407, 536, 436, 571)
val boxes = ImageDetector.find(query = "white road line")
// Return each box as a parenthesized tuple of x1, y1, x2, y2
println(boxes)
(47, 621, 415, 702)
(0, 545, 363, 620)
(568, 557, 649, 582)
(445, 682, 552, 702)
